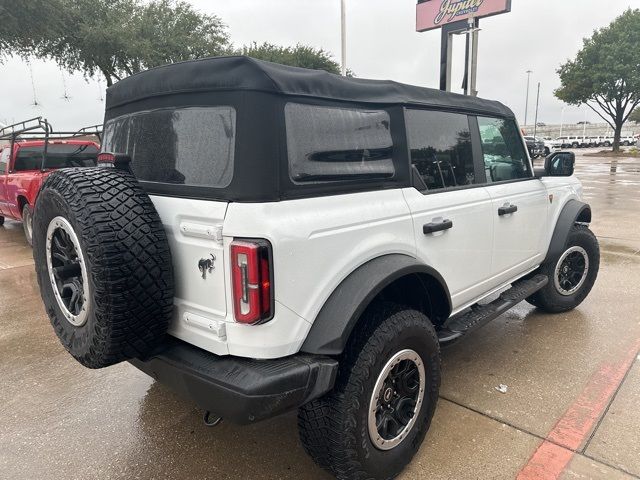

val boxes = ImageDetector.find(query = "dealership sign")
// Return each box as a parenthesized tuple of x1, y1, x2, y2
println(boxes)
(416, 0, 511, 32)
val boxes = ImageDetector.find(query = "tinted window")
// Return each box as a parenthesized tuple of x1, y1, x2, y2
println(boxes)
(285, 103, 394, 183)
(406, 109, 474, 191)
(102, 106, 236, 188)
(477, 116, 531, 183)
(14, 144, 98, 171)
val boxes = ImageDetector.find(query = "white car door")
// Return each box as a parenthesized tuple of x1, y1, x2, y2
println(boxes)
(476, 116, 548, 285)
(403, 109, 494, 311)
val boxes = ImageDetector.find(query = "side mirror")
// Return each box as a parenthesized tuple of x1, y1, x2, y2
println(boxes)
(542, 151, 575, 177)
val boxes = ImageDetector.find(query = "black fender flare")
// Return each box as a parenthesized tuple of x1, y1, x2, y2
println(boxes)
(544, 199, 592, 264)
(300, 254, 452, 356)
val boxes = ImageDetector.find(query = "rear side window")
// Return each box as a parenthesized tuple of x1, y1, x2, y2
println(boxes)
(285, 103, 395, 183)
(405, 109, 475, 191)
(102, 106, 236, 188)
(477, 116, 531, 183)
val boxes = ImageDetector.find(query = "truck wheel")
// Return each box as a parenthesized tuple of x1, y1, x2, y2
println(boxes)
(32, 167, 174, 369)
(572, 142, 579, 148)
(298, 303, 440, 480)
(22, 204, 33, 246)
(526, 225, 599, 313)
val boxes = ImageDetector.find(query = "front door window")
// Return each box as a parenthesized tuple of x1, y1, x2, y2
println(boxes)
(477, 116, 531, 183)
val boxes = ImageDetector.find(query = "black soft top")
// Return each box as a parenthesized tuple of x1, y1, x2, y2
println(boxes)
(106, 55, 513, 117)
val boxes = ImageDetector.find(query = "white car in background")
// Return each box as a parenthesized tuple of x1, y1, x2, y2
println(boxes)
(542, 137, 556, 155)
(621, 135, 635, 146)
(593, 136, 613, 147)
(550, 136, 574, 149)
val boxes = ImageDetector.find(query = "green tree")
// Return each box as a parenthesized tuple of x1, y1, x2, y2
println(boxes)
(125, 0, 231, 75)
(555, 9, 640, 151)
(1, 1, 346, 87)
(0, 0, 66, 57)
(55, 0, 232, 86)
(1, 0, 232, 86)
(629, 107, 640, 124)
(240, 42, 342, 75)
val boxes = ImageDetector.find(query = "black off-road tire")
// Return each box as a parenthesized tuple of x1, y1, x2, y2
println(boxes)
(526, 224, 599, 313)
(32, 167, 174, 368)
(22, 203, 33, 246)
(298, 303, 441, 480)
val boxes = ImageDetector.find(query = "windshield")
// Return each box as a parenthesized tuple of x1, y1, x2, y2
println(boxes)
(102, 106, 236, 188)
(14, 144, 98, 171)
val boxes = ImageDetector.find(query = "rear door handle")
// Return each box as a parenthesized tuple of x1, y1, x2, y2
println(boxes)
(423, 219, 453, 235)
(498, 204, 518, 216)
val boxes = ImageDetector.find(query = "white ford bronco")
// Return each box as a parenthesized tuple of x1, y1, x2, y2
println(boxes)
(32, 57, 599, 480)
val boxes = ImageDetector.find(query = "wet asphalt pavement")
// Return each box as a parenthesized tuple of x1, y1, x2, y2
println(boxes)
(1, 149, 639, 480)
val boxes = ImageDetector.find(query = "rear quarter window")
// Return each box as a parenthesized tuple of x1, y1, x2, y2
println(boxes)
(285, 103, 395, 183)
(102, 106, 236, 188)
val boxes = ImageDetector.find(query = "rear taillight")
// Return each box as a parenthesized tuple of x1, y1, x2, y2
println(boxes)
(97, 152, 132, 171)
(97, 152, 116, 164)
(230, 239, 273, 324)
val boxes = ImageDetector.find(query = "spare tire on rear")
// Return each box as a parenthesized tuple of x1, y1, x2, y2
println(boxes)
(32, 167, 174, 369)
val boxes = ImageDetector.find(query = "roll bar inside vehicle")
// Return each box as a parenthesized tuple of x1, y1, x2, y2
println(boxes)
(0, 117, 103, 171)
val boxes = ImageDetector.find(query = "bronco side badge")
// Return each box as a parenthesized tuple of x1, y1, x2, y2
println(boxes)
(198, 254, 216, 279)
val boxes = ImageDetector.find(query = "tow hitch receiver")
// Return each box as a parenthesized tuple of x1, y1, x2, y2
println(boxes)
(203, 411, 223, 427)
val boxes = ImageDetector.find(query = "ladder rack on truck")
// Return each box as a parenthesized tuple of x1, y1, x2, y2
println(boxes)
(0, 117, 102, 171)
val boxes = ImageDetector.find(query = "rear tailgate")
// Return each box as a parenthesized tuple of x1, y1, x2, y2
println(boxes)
(149, 195, 230, 355)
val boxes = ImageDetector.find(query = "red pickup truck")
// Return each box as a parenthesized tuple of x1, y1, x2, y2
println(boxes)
(0, 139, 100, 245)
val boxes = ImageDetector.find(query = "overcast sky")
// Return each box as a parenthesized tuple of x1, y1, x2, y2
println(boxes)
(0, 0, 635, 130)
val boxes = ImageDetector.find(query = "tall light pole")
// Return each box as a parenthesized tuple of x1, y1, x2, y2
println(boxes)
(560, 106, 567, 137)
(533, 82, 541, 138)
(524, 70, 532, 126)
(340, 0, 347, 76)
(463, 18, 480, 97)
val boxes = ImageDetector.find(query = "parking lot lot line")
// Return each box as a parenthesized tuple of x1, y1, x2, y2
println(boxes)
(0, 262, 32, 271)
(436, 396, 639, 480)
(584, 360, 640, 477)
(440, 395, 545, 441)
(517, 339, 640, 480)
(579, 452, 640, 480)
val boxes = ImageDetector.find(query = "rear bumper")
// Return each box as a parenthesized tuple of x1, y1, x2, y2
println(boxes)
(129, 338, 338, 424)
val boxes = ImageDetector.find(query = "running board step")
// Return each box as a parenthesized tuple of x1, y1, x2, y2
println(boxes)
(437, 274, 548, 345)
